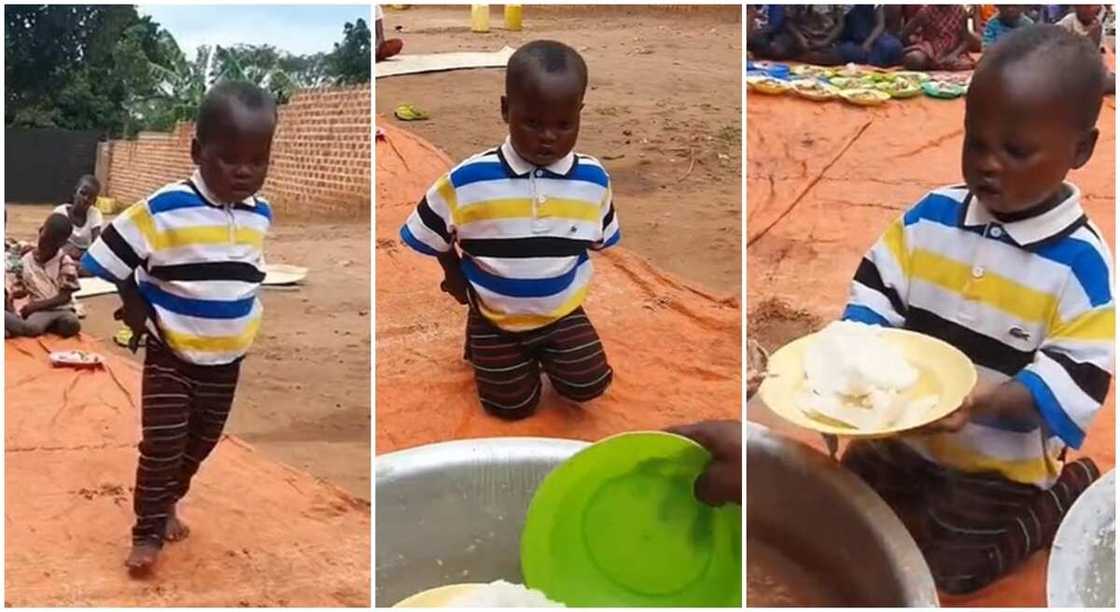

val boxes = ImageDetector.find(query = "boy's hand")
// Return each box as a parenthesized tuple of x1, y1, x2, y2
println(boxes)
(666, 420, 742, 506)
(18, 302, 38, 319)
(440, 275, 469, 305)
(918, 382, 996, 434)
(115, 285, 150, 352)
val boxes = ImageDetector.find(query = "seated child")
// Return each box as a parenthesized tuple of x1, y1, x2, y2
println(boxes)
(839, 26, 1111, 594)
(1057, 5, 1116, 95)
(795, 5, 904, 68)
(5, 213, 81, 339)
(401, 40, 619, 420)
(82, 80, 277, 575)
(983, 5, 1035, 49)
(748, 5, 849, 63)
(900, 5, 975, 71)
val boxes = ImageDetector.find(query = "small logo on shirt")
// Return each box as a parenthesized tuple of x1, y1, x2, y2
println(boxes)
(1009, 326, 1031, 341)
(570, 225, 578, 233)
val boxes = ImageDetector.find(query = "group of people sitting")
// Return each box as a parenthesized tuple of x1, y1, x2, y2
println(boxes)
(749, 5, 1112, 78)
(5, 175, 104, 339)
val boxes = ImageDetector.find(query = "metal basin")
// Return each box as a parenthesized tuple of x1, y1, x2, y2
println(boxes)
(746, 423, 938, 606)
(1048, 469, 1115, 607)
(375, 437, 588, 607)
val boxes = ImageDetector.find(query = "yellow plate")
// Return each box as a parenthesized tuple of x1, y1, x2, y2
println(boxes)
(840, 88, 891, 106)
(791, 81, 838, 101)
(393, 583, 484, 607)
(746, 76, 791, 95)
(758, 327, 977, 438)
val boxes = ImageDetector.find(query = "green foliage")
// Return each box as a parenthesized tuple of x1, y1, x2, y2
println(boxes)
(6, 6, 371, 137)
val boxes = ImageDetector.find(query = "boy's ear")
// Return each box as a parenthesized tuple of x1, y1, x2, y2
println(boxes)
(1072, 127, 1099, 169)
(500, 96, 509, 124)
(190, 137, 202, 166)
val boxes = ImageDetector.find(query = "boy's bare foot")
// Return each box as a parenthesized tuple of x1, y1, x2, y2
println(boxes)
(164, 510, 190, 542)
(125, 541, 160, 577)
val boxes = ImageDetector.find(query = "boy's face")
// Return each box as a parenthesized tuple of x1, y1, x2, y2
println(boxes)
(36, 226, 66, 260)
(1075, 5, 1099, 24)
(1000, 5, 1023, 24)
(191, 101, 276, 203)
(73, 180, 98, 211)
(963, 61, 1097, 215)
(501, 73, 584, 167)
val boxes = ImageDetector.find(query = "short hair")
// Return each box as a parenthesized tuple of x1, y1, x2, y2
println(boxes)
(77, 174, 100, 192)
(196, 80, 277, 144)
(974, 24, 1104, 129)
(42, 213, 73, 241)
(506, 40, 589, 97)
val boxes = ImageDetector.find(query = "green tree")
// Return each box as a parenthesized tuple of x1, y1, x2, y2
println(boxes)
(328, 18, 371, 85)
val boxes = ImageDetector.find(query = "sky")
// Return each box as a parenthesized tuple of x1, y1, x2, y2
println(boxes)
(137, 4, 371, 57)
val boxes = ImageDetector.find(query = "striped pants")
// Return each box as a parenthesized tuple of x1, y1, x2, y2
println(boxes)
(133, 339, 241, 545)
(842, 439, 1099, 594)
(466, 306, 613, 420)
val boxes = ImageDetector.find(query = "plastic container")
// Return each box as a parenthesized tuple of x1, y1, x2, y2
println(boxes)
(471, 5, 490, 32)
(504, 4, 522, 31)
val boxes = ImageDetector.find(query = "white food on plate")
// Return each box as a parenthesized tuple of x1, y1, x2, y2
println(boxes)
(443, 580, 564, 607)
(800, 321, 937, 430)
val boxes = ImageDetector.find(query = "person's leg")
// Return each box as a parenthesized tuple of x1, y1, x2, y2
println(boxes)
(835, 41, 869, 65)
(902, 49, 931, 70)
(841, 439, 931, 535)
(538, 307, 613, 404)
(18, 310, 67, 337)
(5, 311, 33, 337)
(128, 340, 193, 574)
(377, 39, 404, 62)
(46, 311, 81, 338)
(747, 31, 775, 57)
(766, 31, 802, 61)
(870, 34, 904, 67)
(168, 352, 242, 540)
(467, 308, 542, 420)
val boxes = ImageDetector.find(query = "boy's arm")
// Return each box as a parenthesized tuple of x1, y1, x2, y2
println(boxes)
(841, 215, 910, 328)
(589, 181, 620, 252)
(399, 176, 465, 302)
(80, 201, 154, 348)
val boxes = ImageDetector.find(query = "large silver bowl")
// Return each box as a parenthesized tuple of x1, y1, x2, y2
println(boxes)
(1048, 469, 1115, 607)
(747, 423, 939, 606)
(375, 437, 589, 607)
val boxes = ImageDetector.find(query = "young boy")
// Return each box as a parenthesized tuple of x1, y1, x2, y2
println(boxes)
(982, 5, 1034, 49)
(81, 80, 276, 575)
(4, 213, 81, 339)
(840, 26, 1112, 594)
(1057, 5, 1116, 96)
(401, 40, 619, 420)
(55, 174, 103, 268)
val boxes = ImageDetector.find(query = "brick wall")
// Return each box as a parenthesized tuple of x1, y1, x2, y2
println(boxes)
(104, 85, 370, 220)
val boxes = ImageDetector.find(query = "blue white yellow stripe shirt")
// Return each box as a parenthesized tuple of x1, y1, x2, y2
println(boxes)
(401, 139, 620, 332)
(82, 170, 271, 366)
(843, 184, 1114, 488)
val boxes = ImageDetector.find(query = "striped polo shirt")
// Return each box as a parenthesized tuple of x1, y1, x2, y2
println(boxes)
(400, 139, 620, 332)
(843, 184, 1114, 489)
(82, 170, 271, 366)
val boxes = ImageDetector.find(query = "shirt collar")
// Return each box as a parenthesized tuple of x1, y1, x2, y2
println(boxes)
(190, 169, 257, 208)
(499, 137, 577, 177)
(964, 182, 1085, 246)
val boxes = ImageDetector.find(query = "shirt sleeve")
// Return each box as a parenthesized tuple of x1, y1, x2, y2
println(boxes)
(58, 254, 80, 292)
(400, 173, 456, 256)
(80, 200, 154, 283)
(841, 214, 911, 328)
(590, 179, 620, 252)
(1015, 250, 1114, 449)
(982, 19, 999, 47)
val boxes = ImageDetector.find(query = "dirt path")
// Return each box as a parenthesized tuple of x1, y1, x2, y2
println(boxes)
(376, 4, 743, 295)
(5, 204, 371, 500)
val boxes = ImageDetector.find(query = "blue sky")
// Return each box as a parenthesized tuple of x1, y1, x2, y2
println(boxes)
(138, 5, 371, 57)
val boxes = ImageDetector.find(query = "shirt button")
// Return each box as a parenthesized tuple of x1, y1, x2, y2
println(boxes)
(990, 226, 1003, 238)
(537, 194, 546, 204)
(534, 170, 544, 177)
(972, 265, 984, 279)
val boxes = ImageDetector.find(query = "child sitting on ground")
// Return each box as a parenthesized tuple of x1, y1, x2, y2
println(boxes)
(401, 40, 619, 420)
(54, 174, 103, 272)
(5, 213, 81, 339)
(82, 80, 277, 576)
(1057, 5, 1116, 95)
(983, 4, 1035, 49)
(839, 26, 1112, 594)
(899, 4, 975, 71)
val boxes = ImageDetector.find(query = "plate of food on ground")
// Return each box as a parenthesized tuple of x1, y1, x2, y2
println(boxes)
(891, 70, 932, 83)
(790, 78, 839, 101)
(758, 321, 976, 437)
(874, 79, 922, 99)
(921, 80, 967, 99)
(49, 350, 104, 369)
(839, 88, 891, 106)
(790, 64, 830, 78)
(746, 75, 792, 95)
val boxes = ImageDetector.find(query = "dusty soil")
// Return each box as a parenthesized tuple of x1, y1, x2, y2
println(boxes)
(4, 204, 371, 500)
(376, 4, 743, 295)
